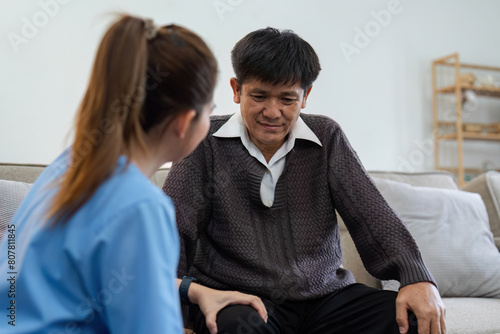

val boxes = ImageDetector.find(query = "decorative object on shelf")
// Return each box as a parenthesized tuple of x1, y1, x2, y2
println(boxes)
(464, 123, 483, 133)
(462, 89, 479, 112)
(463, 123, 500, 134)
(478, 74, 498, 89)
(457, 72, 477, 86)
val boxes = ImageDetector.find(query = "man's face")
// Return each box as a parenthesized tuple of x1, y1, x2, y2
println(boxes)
(230, 78, 312, 156)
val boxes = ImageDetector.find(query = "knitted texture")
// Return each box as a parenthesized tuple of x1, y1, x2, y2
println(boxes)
(163, 113, 435, 301)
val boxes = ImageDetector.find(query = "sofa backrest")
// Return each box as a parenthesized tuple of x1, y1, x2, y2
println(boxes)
(368, 171, 459, 190)
(0, 163, 171, 187)
(0, 163, 170, 240)
(0, 163, 47, 183)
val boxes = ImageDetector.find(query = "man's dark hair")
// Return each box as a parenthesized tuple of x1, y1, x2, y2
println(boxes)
(231, 27, 321, 90)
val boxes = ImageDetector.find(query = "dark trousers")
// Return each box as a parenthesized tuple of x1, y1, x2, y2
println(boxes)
(192, 284, 418, 334)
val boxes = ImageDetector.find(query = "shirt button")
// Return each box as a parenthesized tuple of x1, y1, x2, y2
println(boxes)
(267, 200, 273, 206)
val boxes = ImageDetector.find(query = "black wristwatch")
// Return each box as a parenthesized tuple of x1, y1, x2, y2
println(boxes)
(179, 276, 198, 305)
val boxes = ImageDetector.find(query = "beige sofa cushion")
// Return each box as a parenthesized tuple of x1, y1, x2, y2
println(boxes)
(151, 168, 170, 188)
(463, 171, 500, 248)
(339, 171, 459, 288)
(443, 298, 500, 334)
(374, 177, 500, 298)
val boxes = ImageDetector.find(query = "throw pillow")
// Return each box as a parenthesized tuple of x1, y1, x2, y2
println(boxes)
(0, 180, 32, 240)
(463, 171, 500, 241)
(373, 177, 500, 298)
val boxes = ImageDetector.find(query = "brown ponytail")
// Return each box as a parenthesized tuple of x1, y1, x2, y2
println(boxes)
(47, 15, 217, 225)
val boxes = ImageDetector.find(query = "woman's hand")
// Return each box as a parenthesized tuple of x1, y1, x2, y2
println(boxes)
(189, 283, 268, 334)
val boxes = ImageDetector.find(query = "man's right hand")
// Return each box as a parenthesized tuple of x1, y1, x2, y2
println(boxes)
(188, 283, 268, 334)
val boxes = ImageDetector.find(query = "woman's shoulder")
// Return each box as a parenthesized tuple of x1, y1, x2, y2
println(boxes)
(63, 163, 177, 254)
(93, 161, 174, 220)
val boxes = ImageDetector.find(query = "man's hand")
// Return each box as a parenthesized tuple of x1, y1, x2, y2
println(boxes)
(396, 282, 446, 334)
(189, 283, 268, 334)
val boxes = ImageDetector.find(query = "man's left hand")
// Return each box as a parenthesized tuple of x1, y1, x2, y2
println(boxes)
(395, 282, 446, 334)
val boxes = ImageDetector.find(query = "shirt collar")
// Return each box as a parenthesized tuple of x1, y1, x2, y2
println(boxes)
(213, 111, 323, 147)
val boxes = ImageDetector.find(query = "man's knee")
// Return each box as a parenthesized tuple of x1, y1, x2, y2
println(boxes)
(216, 305, 274, 334)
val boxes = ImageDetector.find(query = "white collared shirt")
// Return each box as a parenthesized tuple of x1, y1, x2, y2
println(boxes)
(213, 112, 322, 207)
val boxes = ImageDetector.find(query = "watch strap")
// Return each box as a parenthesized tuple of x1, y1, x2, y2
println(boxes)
(179, 276, 198, 305)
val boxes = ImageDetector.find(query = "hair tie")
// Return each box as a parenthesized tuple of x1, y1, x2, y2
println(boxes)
(167, 27, 185, 47)
(144, 18, 158, 40)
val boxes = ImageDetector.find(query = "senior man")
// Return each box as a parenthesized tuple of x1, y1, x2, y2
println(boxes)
(163, 27, 446, 334)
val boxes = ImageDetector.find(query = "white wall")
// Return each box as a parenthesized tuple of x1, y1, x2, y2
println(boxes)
(1, 0, 500, 173)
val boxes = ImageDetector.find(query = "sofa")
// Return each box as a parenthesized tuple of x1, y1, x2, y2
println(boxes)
(340, 171, 500, 334)
(1, 164, 500, 334)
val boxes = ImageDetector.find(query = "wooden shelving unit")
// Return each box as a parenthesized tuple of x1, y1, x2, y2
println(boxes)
(432, 53, 500, 187)
(436, 85, 500, 98)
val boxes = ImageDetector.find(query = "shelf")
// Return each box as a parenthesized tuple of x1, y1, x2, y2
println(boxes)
(438, 132, 500, 141)
(433, 57, 500, 72)
(435, 85, 500, 98)
(432, 53, 500, 187)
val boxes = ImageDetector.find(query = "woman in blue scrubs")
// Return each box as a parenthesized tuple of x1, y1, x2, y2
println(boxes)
(0, 14, 265, 334)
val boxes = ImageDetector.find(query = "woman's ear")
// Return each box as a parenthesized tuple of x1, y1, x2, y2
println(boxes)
(173, 109, 197, 139)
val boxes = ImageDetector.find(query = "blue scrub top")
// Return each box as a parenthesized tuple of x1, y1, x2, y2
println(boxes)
(0, 150, 183, 333)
